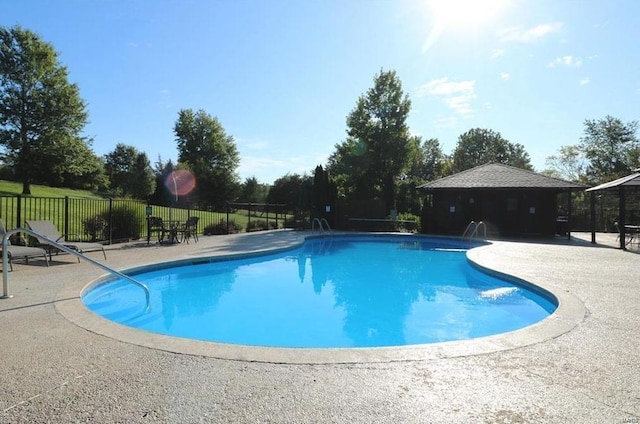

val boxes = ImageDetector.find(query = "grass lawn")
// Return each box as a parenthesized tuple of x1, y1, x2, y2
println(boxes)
(0, 180, 103, 198)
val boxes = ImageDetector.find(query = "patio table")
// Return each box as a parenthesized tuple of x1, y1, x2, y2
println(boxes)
(624, 225, 640, 246)
(164, 220, 184, 244)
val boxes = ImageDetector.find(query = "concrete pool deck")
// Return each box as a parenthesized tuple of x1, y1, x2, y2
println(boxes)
(1, 230, 639, 422)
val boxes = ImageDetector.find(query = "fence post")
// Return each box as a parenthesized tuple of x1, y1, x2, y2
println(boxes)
(64, 196, 70, 240)
(266, 204, 270, 229)
(108, 198, 113, 245)
(226, 203, 230, 234)
(247, 203, 251, 232)
(16, 195, 22, 229)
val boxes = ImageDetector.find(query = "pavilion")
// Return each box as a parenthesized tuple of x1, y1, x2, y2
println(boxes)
(585, 169, 640, 249)
(417, 163, 587, 238)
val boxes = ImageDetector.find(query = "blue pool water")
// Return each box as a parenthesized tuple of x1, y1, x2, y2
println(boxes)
(83, 235, 557, 348)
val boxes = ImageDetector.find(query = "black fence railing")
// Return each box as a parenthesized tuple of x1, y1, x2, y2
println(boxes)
(226, 202, 292, 232)
(0, 196, 297, 245)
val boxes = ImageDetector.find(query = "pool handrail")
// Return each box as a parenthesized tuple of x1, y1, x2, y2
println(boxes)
(462, 221, 487, 239)
(1, 227, 150, 311)
(312, 218, 332, 235)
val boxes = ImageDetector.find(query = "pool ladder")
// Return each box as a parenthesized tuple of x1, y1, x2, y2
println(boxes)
(1, 227, 150, 311)
(462, 221, 487, 239)
(312, 218, 332, 236)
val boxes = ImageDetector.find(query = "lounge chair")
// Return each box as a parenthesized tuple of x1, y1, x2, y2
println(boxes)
(25, 220, 107, 261)
(0, 219, 49, 270)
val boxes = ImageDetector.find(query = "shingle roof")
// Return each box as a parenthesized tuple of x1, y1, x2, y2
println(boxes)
(417, 163, 586, 190)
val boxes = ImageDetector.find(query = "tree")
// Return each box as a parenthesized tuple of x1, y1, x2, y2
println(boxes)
(174, 109, 240, 208)
(46, 136, 108, 191)
(328, 69, 412, 210)
(104, 143, 156, 199)
(149, 159, 174, 205)
(238, 176, 269, 203)
(544, 145, 588, 183)
(451, 128, 532, 172)
(0, 26, 91, 194)
(414, 137, 445, 183)
(394, 136, 445, 214)
(267, 173, 311, 210)
(579, 115, 639, 184)
(311, 165, 337, 220)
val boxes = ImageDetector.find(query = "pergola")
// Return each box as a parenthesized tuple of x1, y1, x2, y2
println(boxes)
(585, 169, 640, 249)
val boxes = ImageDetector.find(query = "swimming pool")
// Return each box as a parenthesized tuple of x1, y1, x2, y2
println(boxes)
(83, 235, 557, 348)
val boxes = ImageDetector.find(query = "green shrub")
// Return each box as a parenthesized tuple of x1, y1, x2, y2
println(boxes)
(109, 204, 144, 240)
(246, 219, 277, 231)
(83, 204, 144, 241)
(204, 219, 242, 235)
(397, 212, 420, 233)
(82, 215, 109, 241)
(284, 212, 309, 229)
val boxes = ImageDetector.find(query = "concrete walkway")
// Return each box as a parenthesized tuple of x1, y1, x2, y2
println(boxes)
(1, 230, 638, 423)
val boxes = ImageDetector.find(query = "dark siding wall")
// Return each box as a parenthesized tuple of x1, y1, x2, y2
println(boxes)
(422, 189, 558, 237)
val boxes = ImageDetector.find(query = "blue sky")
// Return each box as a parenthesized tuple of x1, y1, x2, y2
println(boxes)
(3, 0, 639, 184)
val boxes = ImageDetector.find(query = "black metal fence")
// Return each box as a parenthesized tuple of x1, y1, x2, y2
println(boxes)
(226, 202, 293, 232)
(0, 196, 297, 245)
(0, 196, 226, 244)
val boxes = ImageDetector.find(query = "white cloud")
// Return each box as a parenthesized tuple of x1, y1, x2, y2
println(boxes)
(236, 137, 270, 151)
(433, 115, 458, 128)
(444, 95, 475, 116)
(547, 55, 583, 68)
(500, 72, 510, 80)
(579, 77, 590, 86)
(499, 22, 564, 43)
(238, 151, 330, 184)
(491, 48, 505, 59)
(416, 78, 476, 116)
(416, 78, 470, 96)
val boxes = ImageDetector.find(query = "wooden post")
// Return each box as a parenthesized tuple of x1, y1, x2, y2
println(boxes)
(590, 192, 596, 244)
(567, 190, 572, 240)
(619, 187, 626, 250)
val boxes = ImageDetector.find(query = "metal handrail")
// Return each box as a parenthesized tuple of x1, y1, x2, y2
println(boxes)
(476, 221, 487, 238)
(462, 220, 486, 239)
(462, 221, 477, 238)
(2, 228, 150, 311)
(311, 218, 332, 235)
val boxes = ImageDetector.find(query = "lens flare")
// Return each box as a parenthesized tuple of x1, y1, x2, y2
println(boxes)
(165, 170, 196, 197)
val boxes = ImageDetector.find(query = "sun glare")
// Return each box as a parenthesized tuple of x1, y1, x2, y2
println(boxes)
(422, 0, 508, 51)
(428, 0, 507, 29)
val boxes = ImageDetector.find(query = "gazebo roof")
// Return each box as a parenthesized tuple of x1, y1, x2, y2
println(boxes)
(417, 163, 586, 190)
(585, 170, 640, 192)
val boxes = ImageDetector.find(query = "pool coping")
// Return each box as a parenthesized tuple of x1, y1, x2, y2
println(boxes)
(55, 233, 586, 364)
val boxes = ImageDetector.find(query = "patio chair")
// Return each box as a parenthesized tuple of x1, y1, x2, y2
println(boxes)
(179, 216, 199, 244)
(25, 220, 107, 261)
(147, 216, 168, 244)
(0, 219, 49, 271)
(614, 221, 634, 246)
